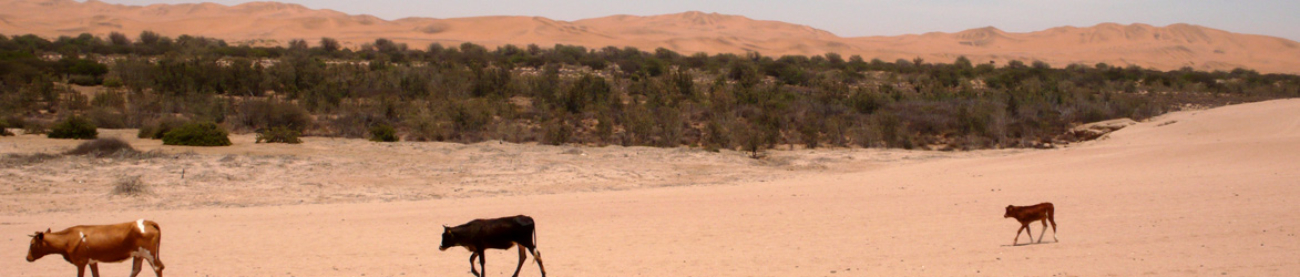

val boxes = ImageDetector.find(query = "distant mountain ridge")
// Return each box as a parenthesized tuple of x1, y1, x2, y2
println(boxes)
(4, 0, 1300, 73)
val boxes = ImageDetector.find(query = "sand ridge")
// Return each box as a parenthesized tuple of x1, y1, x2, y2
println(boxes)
(3, 0, 1300, 73)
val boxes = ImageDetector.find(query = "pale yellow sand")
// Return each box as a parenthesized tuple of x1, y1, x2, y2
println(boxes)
(2, 99, 1298, 276)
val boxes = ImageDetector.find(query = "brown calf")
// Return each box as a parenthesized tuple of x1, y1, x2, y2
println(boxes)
(27, 219, 165, 277)
(1004, 202, 1058, 245)
(440, 215, 546, 277)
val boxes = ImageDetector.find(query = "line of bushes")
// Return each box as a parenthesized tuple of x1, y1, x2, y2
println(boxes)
(3, 32, 1299, 154)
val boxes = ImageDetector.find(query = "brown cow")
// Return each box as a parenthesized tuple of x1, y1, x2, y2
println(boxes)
(440, 215, 546, 277)
(1004, 202, 1058, 245)
(26, 219, 165, 277)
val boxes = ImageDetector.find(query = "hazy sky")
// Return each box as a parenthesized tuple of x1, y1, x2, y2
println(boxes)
(98, 0, 1300, 41)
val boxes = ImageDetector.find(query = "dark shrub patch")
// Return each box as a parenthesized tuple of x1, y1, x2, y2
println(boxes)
(138, 118, 188, 139)
(162, 121, 232, 146)
(234, 99, 313, 132)
(48, 116, 98, 139)
(256, 126, 303, 144)
(23, 121, 48, 135)
(369, 124, 398, 142)
(3, 115, 26, 129)
(0, 119, 13, 136)
(65, 138, 137, 156)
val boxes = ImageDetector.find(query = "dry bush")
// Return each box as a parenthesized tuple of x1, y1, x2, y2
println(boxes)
(22, 120, 48, 135)
(64, 138, 138, 157)
(86, 108, 128, 129)
(369, 124, 398, 142)
(137, 117, 188, 139)
(256, 126, 303, 144)
(1, 153, 61, 166)
(110, 176, 151, 197)
(232, 99, 313, 132)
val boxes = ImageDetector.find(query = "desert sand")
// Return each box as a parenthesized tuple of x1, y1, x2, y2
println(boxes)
(2, 98, 1298, 276)
(3, 0, 1300, 74)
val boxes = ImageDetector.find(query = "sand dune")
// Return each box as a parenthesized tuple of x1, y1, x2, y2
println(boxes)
(3, 0, 1300, 73)
(2, 97, 1298, 276)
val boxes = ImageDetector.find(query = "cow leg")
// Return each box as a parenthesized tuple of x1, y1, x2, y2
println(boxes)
(1025, 224, 1035, 244)
(131, 257, 144, 277)
(468, 252, 481, 277)
(144, 249, 164, 277)
(76, 263, 87, 277)
(1049, 218, 1059, 242)
(478, 251, 487, 277)
(1037, 220, 1049, 243)
(512, 245, 527, 277)
(1013, 225, 1025, 245)
(89, 263, 101, 277)
(530, 247, 546, 277)
(151, 256, 165, 277)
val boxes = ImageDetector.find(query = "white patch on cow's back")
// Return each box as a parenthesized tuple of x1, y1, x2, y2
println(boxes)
(136, 219, 146, 233)
(79, 232, 86, 242)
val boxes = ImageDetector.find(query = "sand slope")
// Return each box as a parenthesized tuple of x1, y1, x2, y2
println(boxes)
(3, 0, 1300, 73)
(2, 96, 1298, 276)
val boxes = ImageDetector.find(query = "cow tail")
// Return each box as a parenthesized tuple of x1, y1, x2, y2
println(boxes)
(532, 222, 542, 265)
(1047, 206, 1057, 226)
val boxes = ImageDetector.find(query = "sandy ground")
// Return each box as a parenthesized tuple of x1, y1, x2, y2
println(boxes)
(2, 99, 1299, 276)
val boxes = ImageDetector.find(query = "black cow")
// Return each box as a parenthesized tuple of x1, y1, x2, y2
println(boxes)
(440, 215, 546, 277)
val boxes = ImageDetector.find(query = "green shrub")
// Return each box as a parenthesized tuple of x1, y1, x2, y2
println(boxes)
(256, 126, 303, 144)
(2, 115, 25, 129)
(541, 118, 573, 145)
(65, 138, 136, 156)
(369, 124, 398, 142)
(138, 118, 188, 139)
(162, 122, 232, 146)
(48, 116, 98, 139)
(0, 119, 13, 136)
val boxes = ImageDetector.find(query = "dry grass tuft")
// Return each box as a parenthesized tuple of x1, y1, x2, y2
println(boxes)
(0, 153, 61, 167)
(65, 138, 137, 157)
(110, 176, 151, 197)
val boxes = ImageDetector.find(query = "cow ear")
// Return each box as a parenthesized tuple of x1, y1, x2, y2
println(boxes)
(34, 232, 44, 240)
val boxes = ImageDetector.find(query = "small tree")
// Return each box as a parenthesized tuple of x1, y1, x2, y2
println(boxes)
(48, 116, 98, 139)
(162, 122, 232, 146)
(369, 124, 398, 142)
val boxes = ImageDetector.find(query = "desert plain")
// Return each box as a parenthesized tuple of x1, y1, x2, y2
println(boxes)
(1, 98, 1297, 276)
